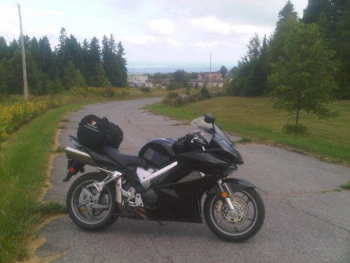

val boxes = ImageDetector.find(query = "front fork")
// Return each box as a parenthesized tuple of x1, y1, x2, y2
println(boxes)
(216, 180, 235, 211)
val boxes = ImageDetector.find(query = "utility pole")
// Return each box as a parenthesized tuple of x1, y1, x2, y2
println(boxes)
(17, 4, 28, 101)
(209, 54, 212, 89)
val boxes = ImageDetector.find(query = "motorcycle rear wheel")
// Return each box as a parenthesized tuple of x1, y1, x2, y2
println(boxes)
(204, 188, 265, 242)
(66, 172, 117, 231)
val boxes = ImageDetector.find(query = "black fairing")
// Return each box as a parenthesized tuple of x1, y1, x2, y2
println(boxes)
(139, 138, 176, 168)
(209, 135, 244, 164)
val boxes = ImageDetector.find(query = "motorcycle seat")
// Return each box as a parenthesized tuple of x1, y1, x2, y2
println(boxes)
(103, 146, 147, 168)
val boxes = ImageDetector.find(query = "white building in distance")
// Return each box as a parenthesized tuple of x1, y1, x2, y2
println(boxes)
(127, 74, 148, 87)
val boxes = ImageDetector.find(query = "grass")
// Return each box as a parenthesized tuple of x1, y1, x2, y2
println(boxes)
(341, 181, 350, 190)
(52, 145, 66, 153)
(0, 102, 86, 262)
(146, 97, 350, 165)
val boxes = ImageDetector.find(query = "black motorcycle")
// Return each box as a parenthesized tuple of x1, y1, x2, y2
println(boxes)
(64, 113, 265, 242)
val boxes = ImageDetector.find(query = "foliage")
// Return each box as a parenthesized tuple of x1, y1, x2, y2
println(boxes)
(219, 65, 228, 78)
(199, 86, 211, 99)
(167, 81, 182, 90)
(283, 124, 308, 136)
(340, 180, 350, 190)
(186, 86, 191, 95)
(147, 97, 350, 165)
(140, 87, 151, 93)
(172, 69, 190, 86)
(0, 103, 85, 262)
(228, 34, 269, 96)
(269, 22, 339, 134)
(0, 28, 128, 97)
(0, 97, 62, 141)
(62, 61, 86, 89)
(167, 92, 179, 98)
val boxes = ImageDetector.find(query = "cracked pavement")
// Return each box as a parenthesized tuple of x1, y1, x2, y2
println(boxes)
(39, 98, 350, 262)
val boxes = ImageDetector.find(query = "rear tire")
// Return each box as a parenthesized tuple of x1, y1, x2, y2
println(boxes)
(204, 188, 265, 242)
(66, 172, 117, 231)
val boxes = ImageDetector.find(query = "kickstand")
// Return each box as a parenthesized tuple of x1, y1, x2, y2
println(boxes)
(157, 220, 165, 226)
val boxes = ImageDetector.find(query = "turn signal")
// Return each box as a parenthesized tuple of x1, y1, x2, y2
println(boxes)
(69, 167, 75, 173)
(221, 191, 228, 198)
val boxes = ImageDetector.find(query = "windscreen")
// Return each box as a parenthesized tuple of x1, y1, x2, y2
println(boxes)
(191, 116, 234, 146)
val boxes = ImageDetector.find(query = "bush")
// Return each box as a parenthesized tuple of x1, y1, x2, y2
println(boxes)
(0, 97, 62, 142)
(186, 86, 191, 95)
(167, 82, 182, 90)
(199, 86, 211, 99)
(141, 87, 151, 93)
(103, 87, 116, 97)
(167, 92, 179, 99)
(283, 124, 308, 136)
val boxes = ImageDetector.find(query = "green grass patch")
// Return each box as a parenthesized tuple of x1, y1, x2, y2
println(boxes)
(341, 181, 350, 190)
(0, 102, 86, 262)
(146, 97, 350, 165)
(52, 145, 66, 154)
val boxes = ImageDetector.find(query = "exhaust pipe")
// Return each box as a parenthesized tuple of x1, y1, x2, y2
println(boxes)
(65, 147, 96, 166)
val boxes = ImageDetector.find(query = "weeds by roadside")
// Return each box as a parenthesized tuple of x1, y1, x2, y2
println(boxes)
(341, 181, 350, 190)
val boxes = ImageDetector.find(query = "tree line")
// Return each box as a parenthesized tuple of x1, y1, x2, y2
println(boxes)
(0, 28, 127, 96)
(228, 0, 350, 100)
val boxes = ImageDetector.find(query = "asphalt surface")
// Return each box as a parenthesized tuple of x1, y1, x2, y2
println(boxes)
(39, 98, 350, 263)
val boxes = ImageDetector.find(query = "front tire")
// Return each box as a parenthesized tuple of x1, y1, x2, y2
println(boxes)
(204, 188, 265, 242)
(66, 172, 117, 231)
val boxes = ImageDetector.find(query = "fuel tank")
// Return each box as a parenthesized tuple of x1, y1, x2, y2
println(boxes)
(139, 138, 176, 168)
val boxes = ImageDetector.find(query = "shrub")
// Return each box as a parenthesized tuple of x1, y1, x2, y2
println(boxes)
(167, 82, 182, 90)
(186, 86, 191, 95)
(0, 97, 62, 142)
(103, 87, 116, 98)
(283, 124, 308, 136)
(199, 86, 211, 99)
(167, 92, 179, 99)
(141, 87, 151, 93)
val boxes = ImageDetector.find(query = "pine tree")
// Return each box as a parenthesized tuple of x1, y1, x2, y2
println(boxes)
(219, 66, 228, 78)
(62, 61, 86, 89)
(38, 36, 52, 74)
(0, 37, 8, 60)
(269, 1, 298, 65)
(116, 41, 127, 86)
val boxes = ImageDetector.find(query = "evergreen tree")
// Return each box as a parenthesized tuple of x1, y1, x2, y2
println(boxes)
(0, 37, 8, 61)
(38, 36, 53, 74)
(62, 61, 86, 89)
(29, 37, 40, 65)
(269, 3, 298, 65)
(303, 0, 330, 24)
(116, 41, 127, 86)
(278, 0, 298, 26)
(219, 65, 228, 78)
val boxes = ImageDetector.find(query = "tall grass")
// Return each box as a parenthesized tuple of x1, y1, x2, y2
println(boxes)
(146, 97, 350, 165)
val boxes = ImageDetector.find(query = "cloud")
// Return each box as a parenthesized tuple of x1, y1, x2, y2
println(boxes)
(121, 35, 156, 45)
(194, 41, 219, 49)
(191, 17, 273, 36)
(166, 39, 181, 47)
(149, 19, 176, 35)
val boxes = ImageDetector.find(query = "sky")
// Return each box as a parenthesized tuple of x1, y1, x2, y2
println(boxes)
(0, 0, 308, 72)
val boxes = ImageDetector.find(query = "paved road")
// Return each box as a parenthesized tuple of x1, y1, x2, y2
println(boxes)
(38, 98, 350, 263)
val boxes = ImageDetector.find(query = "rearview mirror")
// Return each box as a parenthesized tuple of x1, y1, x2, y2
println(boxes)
(204, 113, 215, 124)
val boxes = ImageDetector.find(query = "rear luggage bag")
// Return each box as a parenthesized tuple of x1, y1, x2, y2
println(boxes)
(77, 115, 123, 150)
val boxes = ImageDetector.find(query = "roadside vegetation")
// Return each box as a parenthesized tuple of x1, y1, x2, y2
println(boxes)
(147, 97, 350, 165)
(0, 103, 86, 262)
(0, 87, 173, 143)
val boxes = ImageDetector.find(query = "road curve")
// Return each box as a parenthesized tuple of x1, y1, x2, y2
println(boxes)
(38, 98, 350, 262)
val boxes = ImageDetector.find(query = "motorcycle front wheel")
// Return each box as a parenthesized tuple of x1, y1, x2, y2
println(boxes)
(66, 172, 117, 231)
(204, 188, 265, 242)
